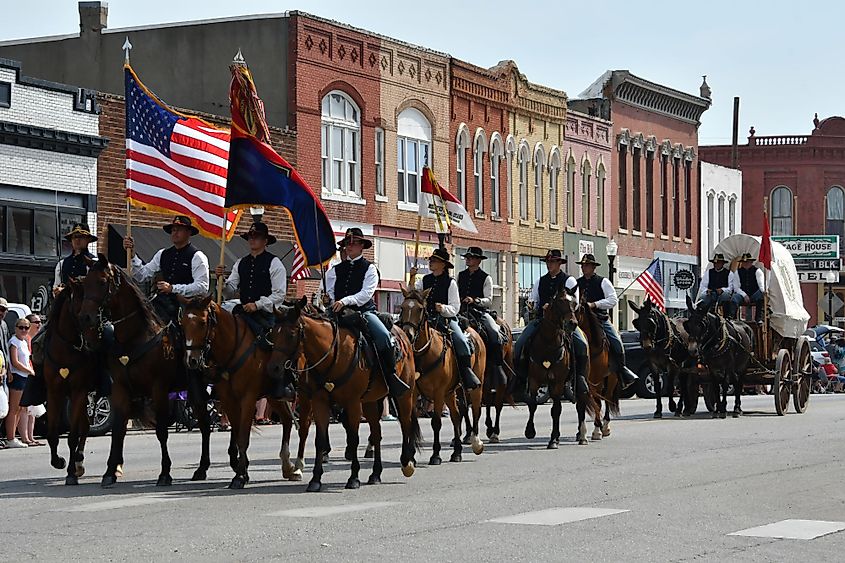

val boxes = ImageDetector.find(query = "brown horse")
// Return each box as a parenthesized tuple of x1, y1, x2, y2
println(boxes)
(575, 296, 621, 440)
(268, 297, 421, 492)
(179, 295, 304, 489)
(398, 287, 485, 464)
(77, 255, 211, 488)
(42, 280, 95, 485)
(523, 287, 596, 447)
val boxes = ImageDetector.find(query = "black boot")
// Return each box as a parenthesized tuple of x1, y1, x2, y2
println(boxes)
(490, 344, 508, 388)
(618, 365, 639, 390)
(457, 355, 481, 391)
(379, 349, 410, 398)
(574, 350, 589, 397)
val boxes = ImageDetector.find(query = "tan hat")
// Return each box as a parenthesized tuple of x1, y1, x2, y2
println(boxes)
(0, 297, 7, 310)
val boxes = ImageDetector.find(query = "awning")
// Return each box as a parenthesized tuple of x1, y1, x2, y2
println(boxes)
(106, 224, 318, 279)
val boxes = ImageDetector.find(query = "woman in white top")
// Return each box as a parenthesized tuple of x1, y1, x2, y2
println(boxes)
(16, 315, 43, 446)
(5, 319, 35, 448)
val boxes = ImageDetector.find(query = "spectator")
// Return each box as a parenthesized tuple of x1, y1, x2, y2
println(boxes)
(17, 315, 44, 446)
(0, 297, 9, 377)
(5, 318, 34, 448)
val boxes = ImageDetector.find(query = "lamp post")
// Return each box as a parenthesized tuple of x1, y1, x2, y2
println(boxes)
(606, 238, 618, 320)
(249, 205, 265, 224)
(827, 270, 838, 325)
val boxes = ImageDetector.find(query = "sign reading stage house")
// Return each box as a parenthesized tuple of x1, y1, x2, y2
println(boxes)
(772, 235, 840, 283)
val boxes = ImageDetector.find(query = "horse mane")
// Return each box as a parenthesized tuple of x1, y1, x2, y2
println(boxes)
(104, 264, 164, 328)
(49, 283, 73, 326)
(579, 299, 605, 344)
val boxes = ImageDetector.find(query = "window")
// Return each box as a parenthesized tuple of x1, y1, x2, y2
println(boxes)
(34, 209, 57, 256)
(618, 144, 628, 229)
(717, 194, 725, 243)
(632, 147, 641, 231)
(770, 185, 793, 235)
(474, 131, 487, 213)
(548, 149, 561, 226)
(4, 205, 81, 257)
(827, 186, 845, 255)
(582, 159, 592, 230)
(566, 155, 577, 228)
(728, 196, 736, 236)
(645, 150, 654, 232)
(684, 159, 692, 239)
(9, 207, 33, 255)
(506, 136, 516, 218)
(518, 142, 529, 220)
(375, 128, 385, 198)
(456, 125, 469, 206)
(534, 145, 545, 222)
(597, 162, 606, 232)
(0, 82, 10, 108)
(673, 157, 680, 236)
(490, 135, 504, 217)
(320, 91, 361, 199)
(707, 193, 714, 256)
(397, 108, 432, 207)
(660, 153, 668, 235)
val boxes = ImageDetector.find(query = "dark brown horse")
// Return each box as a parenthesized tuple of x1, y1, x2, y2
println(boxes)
(77, 255, 211, 488)
(42, 280, 95, 485)
(575, 296, 621, 441)
(398, 287, 485, 464)
(523, 287, 596, 447)
(268, 297, 421, 492)
(466, 308, 514, 444)
(180, 295, 304, 489)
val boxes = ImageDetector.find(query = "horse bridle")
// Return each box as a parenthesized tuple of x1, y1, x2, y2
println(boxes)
(81, 266, 140, 341)
(184, 304, 217, 370)
(397, 299, 434, 355)
(646, 309, 675, 352)
(276, 313, 339, 377)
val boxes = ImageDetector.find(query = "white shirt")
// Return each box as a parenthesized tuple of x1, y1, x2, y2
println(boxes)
(697, 267, 731, 299)
(581, 275, 618, 311)
(222, 254, 287, 313)
(8, 336, 31, 377)
(529, 272, 580, 306)
(131, 247, 210, 297)
(733, 267, 766, 298)
(460, 269, 494, 309)
(415, 274, 461, 318)
(325, 256, 378, 308)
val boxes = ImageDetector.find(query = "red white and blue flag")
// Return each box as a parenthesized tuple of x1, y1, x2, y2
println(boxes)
(638, 258, 665, 311)
(289, 243, 310, 281)
(124, 66, 240, 240)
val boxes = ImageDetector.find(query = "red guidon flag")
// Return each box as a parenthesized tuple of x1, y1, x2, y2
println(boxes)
(420, 167, 477, 234)
(759, 212, 772, 270)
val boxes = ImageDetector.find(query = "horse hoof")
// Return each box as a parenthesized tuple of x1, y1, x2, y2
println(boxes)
(462, 435, 472, 445)
(306, 481, 322, 493)
(668, 402, 677, 413)
(228, 477, 246, 490)
(525, 426, 536, 440)
(578, 438, 589, 446)
(364, 447, 374, 460)
(674, 410, 682, 418)
(191, 469, 207, 481)
(601, 428, 611, 437)
(75, 463, 85, 478)
(718, 412, 727, 419)
(401, 462, 415, 478)
(547, 440, 559, 449)
(156, 474, 173, 487)
(289, 469, 303, 482)
(486, 427, 494, 439)
(295, 459, 305, 472)
(471, 438, 484, 455)
(367, 475, 382, 485)
(450, 453, 462, 463)
(732, 411, 741, 418)
(654, 411, 663, 419)
(115, 465, 124, 478)
(711, 412, 718, 419)
(591, 430, 603, 441)
(428, 456, 442, 466)
(52, 456, 67, 470)
(321, 453, 329, 464)
(489, 434, 500, 444)
(65, 475, 79, 486)
(345, 477, 361, 490)
(101, 475, 117, 488)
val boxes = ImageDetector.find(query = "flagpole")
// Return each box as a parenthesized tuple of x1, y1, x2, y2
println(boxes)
(410, 215, 422, 287)
(312, 199, 327, 298)
(123, 37, 133, 275)
(762, 199, 769, 360)
(216, 210, 227, 304)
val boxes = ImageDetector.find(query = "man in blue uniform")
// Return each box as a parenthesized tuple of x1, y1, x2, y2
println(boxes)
(730, 253, 765, 322)
(325, 228, 409, 398)
(576, 253, 638, 390)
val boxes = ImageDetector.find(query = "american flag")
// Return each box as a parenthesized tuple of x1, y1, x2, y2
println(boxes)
(638, 258, 665, 311)
(125, 66, 239, 239)
(289, 243, 310, 281)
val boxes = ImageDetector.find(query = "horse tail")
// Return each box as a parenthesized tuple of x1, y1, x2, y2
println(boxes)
(607, 374, 622, 417)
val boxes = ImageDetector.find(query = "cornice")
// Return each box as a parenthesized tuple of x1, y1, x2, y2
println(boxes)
(0, 120, 108, 157)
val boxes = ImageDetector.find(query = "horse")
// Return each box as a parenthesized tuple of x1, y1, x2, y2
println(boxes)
(683, 295, 754, 418)
(575, 296, 622, 441)
(268, 297, 421, 492)
(630, 299, 695, 418)
(76, 254, 211, 487)
(179, 295, 304, 489)
(398, 287, 485, 464)
(523, 287, 596, 447)
(41, 280, 95, 485)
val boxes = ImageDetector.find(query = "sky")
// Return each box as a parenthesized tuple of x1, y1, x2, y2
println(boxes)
(3, 0, 841, 145)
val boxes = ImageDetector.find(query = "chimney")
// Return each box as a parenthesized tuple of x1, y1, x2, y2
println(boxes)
(79, 1, 108, 34)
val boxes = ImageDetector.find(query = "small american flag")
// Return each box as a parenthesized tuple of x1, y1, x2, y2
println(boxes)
(638, 258, 665, 311)
(125, 66, 239, 239)
(290, 243, 309, 281)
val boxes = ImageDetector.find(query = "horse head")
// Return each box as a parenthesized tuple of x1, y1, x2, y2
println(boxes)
(268, 296, 308, 379)
(178, 294, 214, 370)
(631, 299, 658, 351)
(78, 253, 119, 351)
(683, 294, 714, 355)
(398, 285, 431, 344)
(547, 285, 578, 333)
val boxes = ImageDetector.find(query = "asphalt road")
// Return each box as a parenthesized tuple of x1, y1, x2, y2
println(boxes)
(2, 394, 844, 562)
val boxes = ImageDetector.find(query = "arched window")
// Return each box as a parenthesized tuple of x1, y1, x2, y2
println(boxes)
(717, 194, 725, 243)
(566, 154, 577, 227)
(455, 124, 470, 206)
(548, 148, 561, 226)
(582, 157, 592, 230)
(534, 144, 545, 222)
(728, 195, 737, 236)
(827, 186, 845, 255)
(490, 133, 504, 218)
(321, 91, 361, 198)
(473, 130, 487, 213)
(596, 161, 606, 232)
(397, 108, 432, 206)
(770, 186, 793, 235)
(518, 141, 529, 220)
(706, 192, 715, 256)
(505, 136, 516, 218)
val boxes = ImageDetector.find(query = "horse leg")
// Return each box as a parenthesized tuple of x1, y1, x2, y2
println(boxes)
(101, 386, 128, 488)
(524, 388, 537, 440)
(733, 371, 743, 417)
(228, 396, 255, 489)
(460, 392, 472, 446)
(153, 392, 173, 486)
(363, 402, 383, 485)
(295, 397, 310, 476)
(577, 398, 589, 445)
(469, 388, 484, 454)
(46, 385, 66, 472)
(343, 401, 363, 489)
(602, 401, 612, 437)
(719, 379, 728, 419)
(307, 394, 331, 492)
(396, 388, 418, 478)
(491, 389, 503, 443)
(654, 367, 663, 419)
(65, 390, 89, 485)
(187, 376, 211, 481)
(278, 402, 300, 481)
(429, 395, 443, 466)
(446, 392, 463, 463)
(485, 402, 494, 439)
(548, 397, 561, 449)
(592, 396, 604, 441)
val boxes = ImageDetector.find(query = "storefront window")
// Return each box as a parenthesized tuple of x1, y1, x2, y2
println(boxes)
(34, 209, 58, 256)
(8, 208, 32, 255)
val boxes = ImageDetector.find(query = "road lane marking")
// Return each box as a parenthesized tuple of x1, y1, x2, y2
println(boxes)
(730, 519, 845, 540)
(268, 501, 398, 518)
(56, 495, 179, 512)
(487, 507, 629, 526)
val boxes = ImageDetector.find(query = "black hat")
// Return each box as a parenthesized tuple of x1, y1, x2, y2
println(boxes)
(163, 215, 199, 236)
(428, 247, 454, 269)
(462, 246, 488, 260)
(64, 223, 97, 242)
(338, 227, 372, 249)
(710, 253, 727, 264)
(739, 252, 755, 262)
(575, 253, 601, 266)
(240, 222, 277, 245)
(541, 249, 566, 263)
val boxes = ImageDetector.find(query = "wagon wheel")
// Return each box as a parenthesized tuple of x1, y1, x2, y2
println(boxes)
(773, 348, 791, 416)
(792, 336, 812, 414)
(702, 383, 718, 413)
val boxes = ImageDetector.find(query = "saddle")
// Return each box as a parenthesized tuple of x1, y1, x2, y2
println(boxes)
(335, 309, 402, 371)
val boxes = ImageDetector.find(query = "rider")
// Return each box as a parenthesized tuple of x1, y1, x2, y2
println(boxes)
(53, 223, 96, 296)
(216, 222, 286, 350)
(409, 248, 481, 391)
(458, 247, 507, 386)
(697, 252, 733, 315)
(576, 253, 639, 390)
(512, 249, 589, 401)
(731, 253, 765, 322)
(325, 227, 410, 398)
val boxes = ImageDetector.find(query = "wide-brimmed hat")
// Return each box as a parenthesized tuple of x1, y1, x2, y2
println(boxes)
(710, 252, 727, 264)
(0, 297, 7, 311)
(338, 227, 372, 249)
(462, 246, 488, 260)
(428, 247, 454, 269)
(575, 253, 601, 266)
(240, 222, 277, 245)
(739, 252, 755, 262)
(64, 223, 97, 242)
(541, 249, 566, 263)
(163, 215, 199, 236)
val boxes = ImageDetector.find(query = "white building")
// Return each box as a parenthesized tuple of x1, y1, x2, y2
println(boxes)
(700, 161, 742, 262)
(0, 58, 106, 308)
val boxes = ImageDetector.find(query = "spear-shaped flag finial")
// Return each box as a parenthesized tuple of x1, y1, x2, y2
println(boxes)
(233, 48, 245, 65)
(122, 37, 133, 64)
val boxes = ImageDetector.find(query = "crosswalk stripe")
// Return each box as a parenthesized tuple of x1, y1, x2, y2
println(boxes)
(487, 507, 629, 526)
(729, 519, 845, 540)
(56, 495, 179, 512)
(268, 501, 398, 518)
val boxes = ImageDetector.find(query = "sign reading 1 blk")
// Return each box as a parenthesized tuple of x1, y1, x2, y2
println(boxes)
(673, 269, 695, 290)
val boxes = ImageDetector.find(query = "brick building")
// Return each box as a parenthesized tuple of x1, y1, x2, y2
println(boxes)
(571, 71, 710, 327)
(700, 116, 845, 326)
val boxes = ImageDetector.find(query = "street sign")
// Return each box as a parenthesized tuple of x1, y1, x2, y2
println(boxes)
(772, 235, 840, 259)
(673, 269, 695, 290)
(795, 258, 841, 270)
(819, 292, 845, 317)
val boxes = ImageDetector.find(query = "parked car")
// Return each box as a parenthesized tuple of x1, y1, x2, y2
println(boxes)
(622, 330, 668, 400)
(805, 325, 845, 369)
(2, 302, 33, 333)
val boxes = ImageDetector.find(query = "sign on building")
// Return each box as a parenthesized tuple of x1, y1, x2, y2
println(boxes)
(772, 235, 840, 283)
(578, 240, 594, 258)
